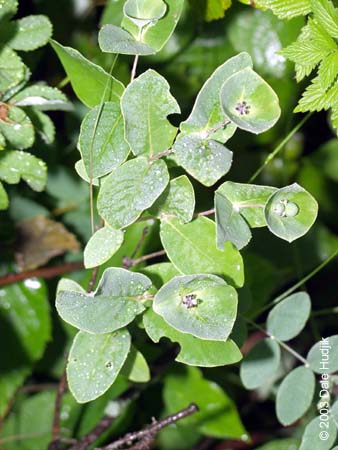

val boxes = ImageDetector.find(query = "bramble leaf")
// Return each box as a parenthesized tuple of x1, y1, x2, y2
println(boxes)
(0, 151, 46, 191)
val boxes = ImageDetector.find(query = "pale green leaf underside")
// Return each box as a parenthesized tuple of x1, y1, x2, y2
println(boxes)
(84, 226, 124, 269)
(121, 345, 150, 382)
(12, 84, 68, 110)
(67, 329, 131, 403)
(307, 335, 338, 374)
(99, 25, 155, 55)
(299, 416, 337, 450)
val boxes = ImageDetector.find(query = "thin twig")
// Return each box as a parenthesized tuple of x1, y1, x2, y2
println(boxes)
(195, 208, 215, 217)
(48, 372, 68, 450)
(203, 118, 231, 138)
(149, 148, 175, 161)
(68, 416, 114, 450)
(130, 227, 150, 260)
(122, 249, 166, 269)
(0, 261, 84, 287)
(96, 403, 198, 450)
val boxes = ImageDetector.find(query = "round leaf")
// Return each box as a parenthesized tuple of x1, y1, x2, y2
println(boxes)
(120, 346, 150, 382)
(84, 226, 124, 269)
(307, 335, 338, 374)
(276, 366, 315, 425)
(240, 338, 281, 389)
(98, 25, 155, 55)
(220, 67, 281, 134)
(264, 183, 318, 242)
(267, 292, 311, 341)
(153, 274, 238, 341)
(98, 156, 169, 229)
(124, 0, 166, 28)
(299, 416, 337, 450)
(67, 329, 131, 403)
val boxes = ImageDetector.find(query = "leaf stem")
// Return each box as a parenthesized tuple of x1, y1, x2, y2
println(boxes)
(131, 54, 139, 82)
(122, 249, 166, 268)
(149, 148, 175, 161)
(248, 112, 312, 183)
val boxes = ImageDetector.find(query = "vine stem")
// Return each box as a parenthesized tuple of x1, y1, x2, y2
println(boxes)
(96, 404, 198, 450)
(123, 249, 166, 268)
(256, 248, 338, 317)
(131, 54, 139, 82)
(248, 112, 312, 183)
(47, 372, 68, 450)
(245, 317, 309, 366)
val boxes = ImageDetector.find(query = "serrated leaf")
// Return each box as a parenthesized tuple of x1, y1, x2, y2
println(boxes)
(144, 308, 242, 366)
(307, 335, 338, 374)
(0, 151, 47, 191)
(122, 0, 184, 53)
(149, 175, 195, 223)
(311, 0, 338, 39)
(98, 25, 156, 55)
(28, 110, 55, 144)
(0, 0, 18, 22)
(84, 226, 124, 269)
(299, 416, 337, 450)
(220, 67, 281, 134)
(264, 183, 318, 242)
(256, 0, 311, 19)
(153, 274, 237, 340)
(12, 84, 68, 110)
(276, 366, 315, 425)
(56, 268, 151, 333)
(121, 345, 150, 382)
(160, 216, 244, 287)
(174, 134, 233, 187)
(67, 329, 131, 403)
(0, 15, 52, 51)
(164, 367, 247, 439)
(203, 0, 232, 21)
(51, 40, 124, 108)
(98, 157, 169, 229)
(0, 181, 8, 209)
(0, 45, 25, 92)
(121, 70, 180, 157)
(180, 53, 252, 141)
(267, 292, 311, 341)
(240, 338, 281, 389)
(0, 105, 34, 149)
(0, 278, 50, 417)
(79, 101, 130, 179)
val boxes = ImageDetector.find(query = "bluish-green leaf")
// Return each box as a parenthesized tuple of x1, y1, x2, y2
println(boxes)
(160, 217, 244, 287)
(267, 292, 311, 341)
(276, 366, 315, 425)
(98, 157, 169, 229)
(307, 335, 338, 374)
(299, 416, 337, 450)
(84, 226, 124, 269)
(99, 25, 155, 55)
(121, 69, 180, 157)
(67, 329, 131, 403)
(56, 268, 151, 333)
(124, 0, 167, 28)
(51, 40, 124, 108)
(153, 274, 237, 341)
(120, 345, 150, 382)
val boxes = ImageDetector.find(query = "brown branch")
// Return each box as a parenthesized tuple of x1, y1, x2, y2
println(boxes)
(122, 249, 166, 269)
(0, 261, 84, 287)
(48, 372, 67, 450)
(68, 415, 114, 450)
(195, 208, 215, 217)
(96, 403, 198, 450)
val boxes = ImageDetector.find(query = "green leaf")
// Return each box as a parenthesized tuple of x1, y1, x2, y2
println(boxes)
(311, 0, 338, 39)
(79, 101, 130, 179)
(12, 84, 68, 110)
(0, 105, 34, 149)
(121, 345, 150, 382)
(202, 0, 232, 21)
(67, 329, 131, 403)
(153, 274, 237, 340)
(180, 53, 252, 141)
(264, 183, 318, 242)
(149, 175, 195, 223)
(121, 69, 180, 157)
(56, 268, 151, 333)
(307, 335, 338, 374)
(220, 67, 281, 134)
(240, 338, 281, 389)
(0, 278, 50, 417)
(122, 0, 184, 53)
(0, 181, 8, 209)
(143, 308, 242, 366)
(124, 0, 167, 27)
(163, 367, 247, 439)
(160, 217, 244, 287)
(50, 40, 124, 108)
(267, 292, 311, 341)
(0, 45, 25, 92)
(256, 0, 311, 19)
(98, 25, 155, 55)
(0, 15, 52, 51)
(299, 416, 337, 450)
(98, 157, 169, 229)
(276, 366, 315, 426)
(0, 0, 18, 22)
(255, 439, 300, 450)
(84, 226, 124, 269)
(141, 262, 180, 288)
(0, 151, 47, 191)
(74, 159, 99, 186)
(174, 134, 233, 187)
(28, 110, 55, 144)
